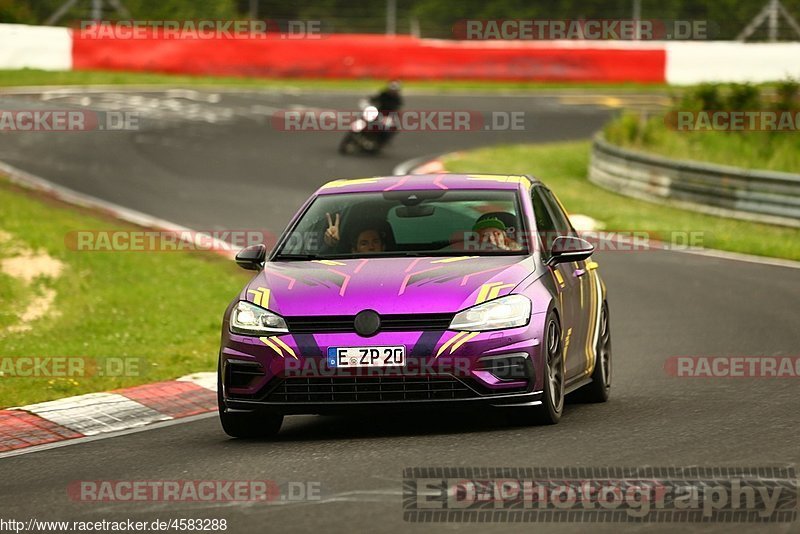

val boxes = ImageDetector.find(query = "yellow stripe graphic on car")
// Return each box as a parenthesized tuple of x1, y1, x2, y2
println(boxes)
(431, 256, 477, 264)
(475, 281, 516, 304)
(450, 331, 479, 353)
(247, 287, 270, 307)
(271, 336, 298, 360)
(319, 177, 382, 189)
(552, 269, 565, 288)
(466, 175, 531, 188)
(435, 331, 468, 357)
(259, 336, 283, 356)
(475, 282, 499, 304)
(585, 270, 597, 374)
(311, 259, 347, 266)
(586, 261, 599, 270)
(486, 283, 515, 301)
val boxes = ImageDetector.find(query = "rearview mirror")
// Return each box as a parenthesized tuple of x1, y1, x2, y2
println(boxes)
(395, 205, 435, 218)
(548, 236, 594, 265)
(235, 244, 267, 271)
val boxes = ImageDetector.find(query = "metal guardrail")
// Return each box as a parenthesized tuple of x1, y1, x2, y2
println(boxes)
(589, 135, 800, 228)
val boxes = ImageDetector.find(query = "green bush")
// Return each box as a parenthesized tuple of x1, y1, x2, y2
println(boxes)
(603, 80, 800, 173)
(726, 83, 761, 111)
(773, 78, 799, 112)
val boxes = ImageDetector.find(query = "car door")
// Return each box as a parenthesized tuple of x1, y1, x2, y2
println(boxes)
(531, 187, 585, 382)
(540, 187, 594, 380)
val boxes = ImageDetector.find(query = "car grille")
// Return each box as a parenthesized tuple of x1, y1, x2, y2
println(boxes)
(284, 313, 453, 334)
(265, 375, 477, 403)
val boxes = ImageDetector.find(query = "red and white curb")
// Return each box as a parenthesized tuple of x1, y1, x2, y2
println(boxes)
(0, 161, 233, 456)
(0, 372, 216, 453)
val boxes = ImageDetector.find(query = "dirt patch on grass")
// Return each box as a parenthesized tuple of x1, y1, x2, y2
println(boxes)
(0, 230, 64, 333)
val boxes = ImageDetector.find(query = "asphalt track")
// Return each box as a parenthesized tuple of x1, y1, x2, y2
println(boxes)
(0, 88, 798, 534)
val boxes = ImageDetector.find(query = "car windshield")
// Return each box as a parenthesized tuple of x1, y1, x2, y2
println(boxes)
(274, 189, 528, 259)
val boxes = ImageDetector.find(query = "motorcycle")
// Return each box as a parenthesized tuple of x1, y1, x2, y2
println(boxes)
(338, 98, 398, 155)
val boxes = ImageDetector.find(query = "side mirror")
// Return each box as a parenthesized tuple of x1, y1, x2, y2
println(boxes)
(235, 244, 266, 271)
(548, 236, 594, 265)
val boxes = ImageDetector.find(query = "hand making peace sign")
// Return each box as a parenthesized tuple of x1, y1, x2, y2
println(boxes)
(324, 212, 341, 246)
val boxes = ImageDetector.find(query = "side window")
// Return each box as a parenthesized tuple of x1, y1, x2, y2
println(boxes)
(541, 189, 575, 237)
(531, 187, 558, 256)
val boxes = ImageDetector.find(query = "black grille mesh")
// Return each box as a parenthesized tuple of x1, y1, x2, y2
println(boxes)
(266, 375, 476, 403)
(284, 313, 453, 334)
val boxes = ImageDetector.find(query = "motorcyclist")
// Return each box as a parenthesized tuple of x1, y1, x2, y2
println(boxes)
(339, 81, 403, 155)
(369, 80, 403, 142)
(370, 80, 403, 114)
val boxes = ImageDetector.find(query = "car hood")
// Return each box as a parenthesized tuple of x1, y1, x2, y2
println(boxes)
(243, 256, 536, 316)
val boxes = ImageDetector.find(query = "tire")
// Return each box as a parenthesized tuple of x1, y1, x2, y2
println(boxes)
(575, 301, 612, 403)
(516, 312, 564, 425)
(217, 359, 283, 438)
(338, 133, 360, 155)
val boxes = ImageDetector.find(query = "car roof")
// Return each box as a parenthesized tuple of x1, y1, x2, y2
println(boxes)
(315, 173, 542, 195)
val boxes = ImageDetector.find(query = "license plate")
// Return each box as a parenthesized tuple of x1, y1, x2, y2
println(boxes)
(327, 346, 405, 368)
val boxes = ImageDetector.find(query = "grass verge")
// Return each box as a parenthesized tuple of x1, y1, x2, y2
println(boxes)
(603, 81, 800, 173)
(443, 141, 800, 261)
(604, 112, 800, 173)
(0, 178, 250, 407)
(0, 68, 669, 93)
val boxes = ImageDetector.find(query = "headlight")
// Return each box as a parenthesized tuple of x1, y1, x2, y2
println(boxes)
(230, 301, 288, 335)
(449, 294, 531, 331)
(363, 105, 379, 122)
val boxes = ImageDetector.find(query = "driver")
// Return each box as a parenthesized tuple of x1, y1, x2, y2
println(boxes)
(471, 217, 522, 251)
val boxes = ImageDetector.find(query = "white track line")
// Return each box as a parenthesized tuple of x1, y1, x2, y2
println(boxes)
(0, 161, 237, 258)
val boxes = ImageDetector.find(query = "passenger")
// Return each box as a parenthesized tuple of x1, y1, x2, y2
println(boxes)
(350, 228, 385, 253)
(324, 212, 390, 253)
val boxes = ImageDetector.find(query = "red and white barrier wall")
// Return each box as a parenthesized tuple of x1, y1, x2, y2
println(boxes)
(0, 24, 72, 70)
(1, 22, 800, 85)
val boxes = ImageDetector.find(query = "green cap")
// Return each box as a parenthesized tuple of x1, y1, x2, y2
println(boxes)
(472, 217, 506, 233)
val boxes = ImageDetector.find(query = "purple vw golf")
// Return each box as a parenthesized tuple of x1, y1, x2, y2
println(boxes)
(218, 174, 611, 437)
